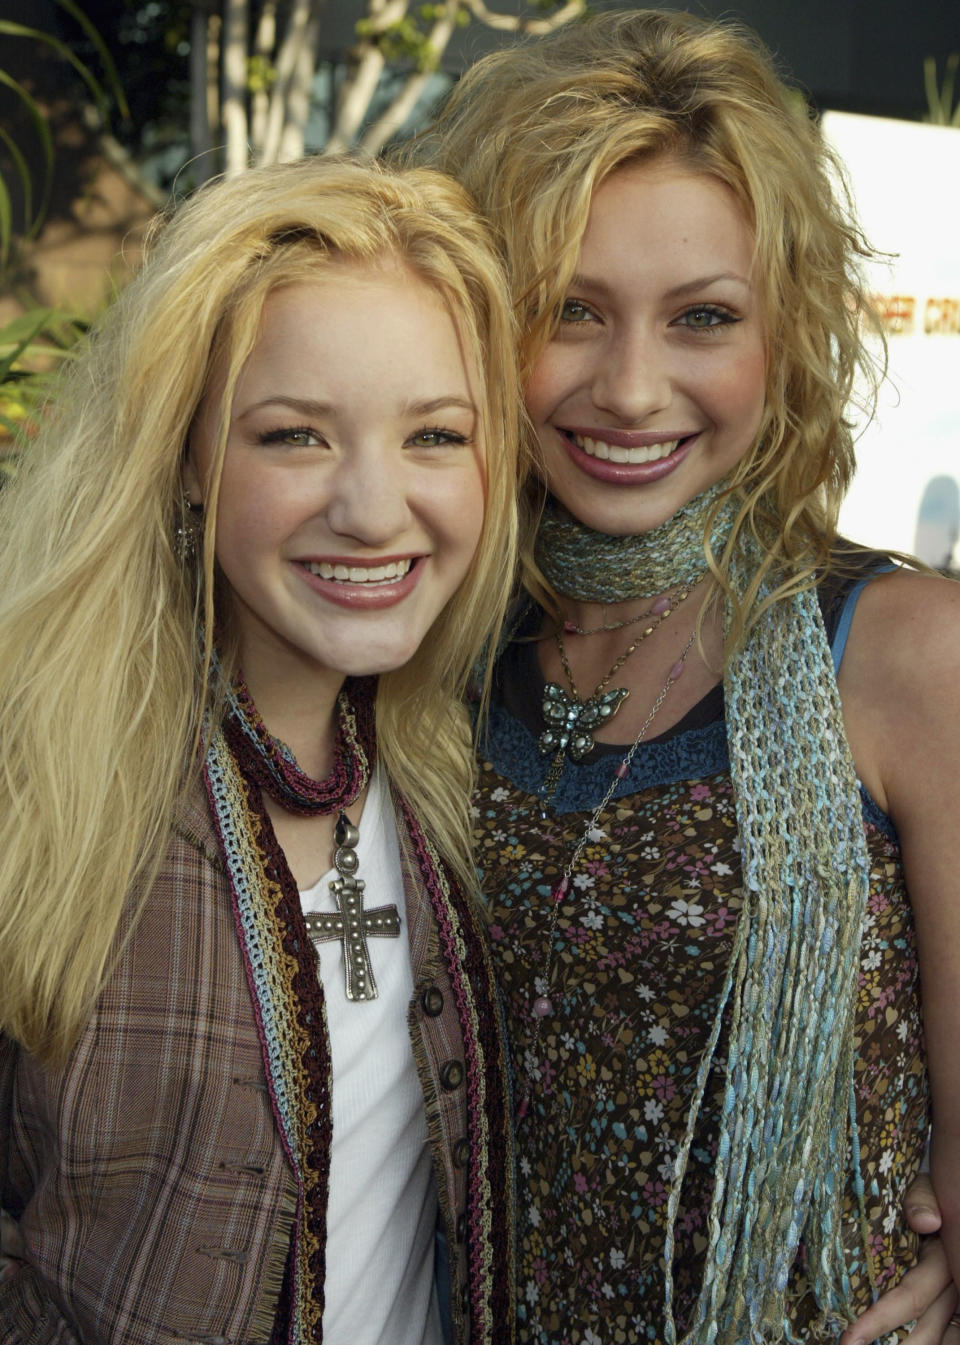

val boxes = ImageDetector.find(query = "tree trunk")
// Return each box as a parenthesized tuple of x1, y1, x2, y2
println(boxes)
(277, 8, 321, 162)
(249, 0, 277, 159)
(189, 4, 214, 182)
(357, 0, 459, 157)
(221, 0, 249, 177)
(261, 0, 318, 165)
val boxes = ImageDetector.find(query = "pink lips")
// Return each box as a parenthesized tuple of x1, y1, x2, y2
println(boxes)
(559, 428, 695, 484)
(296, 556, 423, 610)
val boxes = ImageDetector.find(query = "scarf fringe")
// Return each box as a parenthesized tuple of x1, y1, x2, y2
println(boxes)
(534, 491, 873, 1340)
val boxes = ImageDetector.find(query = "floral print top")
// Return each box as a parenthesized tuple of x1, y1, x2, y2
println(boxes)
(473, 594, 928, 1345)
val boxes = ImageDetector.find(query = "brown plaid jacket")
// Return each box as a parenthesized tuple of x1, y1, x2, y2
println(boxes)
(0, 784, 515, 1344)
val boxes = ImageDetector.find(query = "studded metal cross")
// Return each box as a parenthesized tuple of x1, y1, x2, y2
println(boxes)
(303, 812, 400, 1002)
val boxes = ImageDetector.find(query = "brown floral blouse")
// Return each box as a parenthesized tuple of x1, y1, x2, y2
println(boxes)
(473, 584, 928, 1345)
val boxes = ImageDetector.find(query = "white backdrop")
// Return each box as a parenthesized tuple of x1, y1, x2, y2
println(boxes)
(822, 112, 960, 566)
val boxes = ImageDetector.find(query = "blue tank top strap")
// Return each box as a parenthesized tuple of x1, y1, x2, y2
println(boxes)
(830, 564, 897, 673)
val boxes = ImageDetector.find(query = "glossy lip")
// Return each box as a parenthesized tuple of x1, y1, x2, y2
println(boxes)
(294, 554, 425, 610)
(558, 427, 697, 484)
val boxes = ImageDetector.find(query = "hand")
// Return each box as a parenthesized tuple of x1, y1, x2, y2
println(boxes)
(840, 1175, 959, 1344)
(0, 1208, 25, 1284)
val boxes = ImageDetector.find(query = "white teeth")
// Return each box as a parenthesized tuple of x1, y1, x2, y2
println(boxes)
(306, 559, 412, 583)
(577, 434, 681, 465)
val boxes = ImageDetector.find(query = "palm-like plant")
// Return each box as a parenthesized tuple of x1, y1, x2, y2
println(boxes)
(0, 0, 124, 469)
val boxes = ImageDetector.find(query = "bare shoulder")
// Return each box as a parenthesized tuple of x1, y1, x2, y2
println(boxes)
(837, 566, 960, 820)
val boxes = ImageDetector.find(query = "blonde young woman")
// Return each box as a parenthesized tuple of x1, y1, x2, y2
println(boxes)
(407, 10, 960, 1343)
(0, 159, 520, 1344)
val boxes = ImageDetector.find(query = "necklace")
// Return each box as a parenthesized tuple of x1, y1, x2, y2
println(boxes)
(538, 578, 700, 804)
(562, 588, 678, 637)
(518, 628, 697, 1122)
(303, 810, 401, 1002)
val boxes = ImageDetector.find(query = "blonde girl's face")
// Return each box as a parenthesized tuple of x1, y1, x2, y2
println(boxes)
(524, 157, 767, 536)
(186, 260, 486, 704)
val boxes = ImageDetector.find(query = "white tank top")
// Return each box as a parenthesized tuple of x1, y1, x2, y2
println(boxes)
(299, 767, 443, 1345)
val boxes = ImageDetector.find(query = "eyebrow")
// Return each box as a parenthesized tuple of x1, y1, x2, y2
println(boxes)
(570, 271, 751, 298)
(237, 394, 477, 420)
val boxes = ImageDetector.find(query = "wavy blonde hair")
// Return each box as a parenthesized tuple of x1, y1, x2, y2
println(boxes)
(0, 158, 520, 1063)
(404, 8, 885, 643)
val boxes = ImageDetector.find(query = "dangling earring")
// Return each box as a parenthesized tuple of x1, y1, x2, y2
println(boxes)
(175, 493, 202, 564)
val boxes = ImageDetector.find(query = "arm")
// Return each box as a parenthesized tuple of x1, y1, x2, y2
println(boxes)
(838, 570, 960, 1321)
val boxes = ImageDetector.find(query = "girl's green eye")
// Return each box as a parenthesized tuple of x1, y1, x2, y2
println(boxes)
(680, 305, 737, 330)
(560, 299, 594, 323)
(409, 429, 467, 449)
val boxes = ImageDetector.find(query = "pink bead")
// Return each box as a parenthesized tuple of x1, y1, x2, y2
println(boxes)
(651, 596, 671, 614)
(669, 659, 686, 680)
(517, 1095, 530, 1120)
(563, 620, 578, 633)
(557, 876, 570, 896)
(616, 761, 630, 779)
(533, 995, 553, 1017)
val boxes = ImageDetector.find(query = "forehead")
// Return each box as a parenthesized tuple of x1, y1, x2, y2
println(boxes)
(579, 159, 757, 288)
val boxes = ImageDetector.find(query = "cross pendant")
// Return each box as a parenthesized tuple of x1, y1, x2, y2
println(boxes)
(303, 812, 401, 1002)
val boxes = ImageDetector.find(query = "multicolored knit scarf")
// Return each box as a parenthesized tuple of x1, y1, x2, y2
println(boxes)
(202, 673, 518, 1344)
(535, 486, 873, 1344)
(203, 674, 376, 1342)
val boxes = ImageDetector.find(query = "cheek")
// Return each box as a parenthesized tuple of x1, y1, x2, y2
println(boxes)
(523, 344, 575, 425)
(713, 347, 767, 434)
(434, 463, 487, 570)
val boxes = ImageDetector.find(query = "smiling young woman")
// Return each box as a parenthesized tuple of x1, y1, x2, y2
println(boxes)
(0, 159, 520, 1345)
(406, 9, 960, 1344)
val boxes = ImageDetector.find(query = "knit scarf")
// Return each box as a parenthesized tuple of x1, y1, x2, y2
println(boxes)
(202, 674, 518, 1344)
(535, 487, 873, 1344)
(203, 673, 376, 1342)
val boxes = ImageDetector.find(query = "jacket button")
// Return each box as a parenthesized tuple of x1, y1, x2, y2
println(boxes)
(421, 986, 444, 1017)
(456, 1213, 467, 1243)
(453, 1138, 470, 1168)
(440, 1059, 464, 1090)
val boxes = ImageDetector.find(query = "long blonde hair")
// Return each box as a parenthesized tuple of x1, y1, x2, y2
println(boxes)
(404, 8, 885, 643)
(0, 158, 520, 1063)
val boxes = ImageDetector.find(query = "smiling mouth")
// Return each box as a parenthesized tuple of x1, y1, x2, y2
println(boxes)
(567, 432, 687, 465)
(304, 559, 414, 584)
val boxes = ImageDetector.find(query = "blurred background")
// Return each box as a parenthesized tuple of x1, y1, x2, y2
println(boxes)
(1, 0, 958, 559)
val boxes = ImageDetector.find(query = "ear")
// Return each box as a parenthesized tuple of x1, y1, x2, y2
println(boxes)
(181, 449, 203, 507)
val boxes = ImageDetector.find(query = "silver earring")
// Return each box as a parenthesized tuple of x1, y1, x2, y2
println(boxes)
(175, 493, 201, 563)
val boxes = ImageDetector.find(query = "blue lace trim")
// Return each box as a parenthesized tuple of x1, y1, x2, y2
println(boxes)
(480, 698, 898, 841)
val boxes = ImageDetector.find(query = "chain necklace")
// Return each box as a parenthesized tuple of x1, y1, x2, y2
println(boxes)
(518, 628, 697, 1123)
(538, 578, 701, 806)
(562, 589, 677, 637)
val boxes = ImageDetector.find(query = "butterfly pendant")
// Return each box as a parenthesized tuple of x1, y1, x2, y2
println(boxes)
(538, 683, 630, 762)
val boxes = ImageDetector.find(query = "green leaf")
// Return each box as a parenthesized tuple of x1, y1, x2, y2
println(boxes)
(0, 124, 33, 228)
(0, 311, 58, 382)
(47, 0, 130, 119)
(0, 69, 56, 227)
(0, 173, 11, 269)
(0, 22, 112, 119)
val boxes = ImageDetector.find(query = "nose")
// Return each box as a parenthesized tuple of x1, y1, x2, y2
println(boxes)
(324, 446, 412, 545)
(590, 328, 672, 424)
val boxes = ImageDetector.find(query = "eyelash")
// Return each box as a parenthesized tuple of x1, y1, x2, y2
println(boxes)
(256, 425, 470, 449)
(257, 425, 320, 447)
(408, 426, 470, 449)
(558, 298, 740, 333)
(677, 304, 738, 332)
